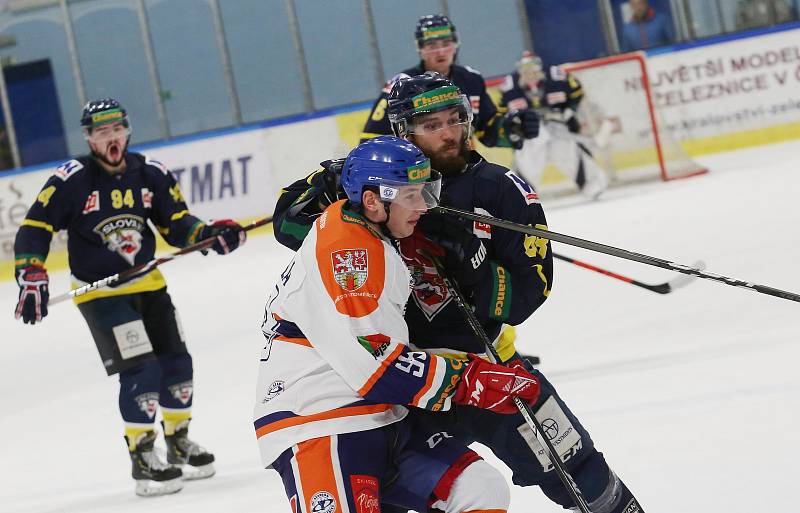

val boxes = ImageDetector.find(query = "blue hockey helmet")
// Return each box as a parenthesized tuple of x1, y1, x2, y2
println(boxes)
(415, 14, 458, 49)
(387, 72, 473, 138)
(341, 136, 441, 210)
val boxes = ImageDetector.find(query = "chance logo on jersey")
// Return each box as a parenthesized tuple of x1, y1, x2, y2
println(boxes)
(93, 214, 146, 265)
(331, 249, 368, 291)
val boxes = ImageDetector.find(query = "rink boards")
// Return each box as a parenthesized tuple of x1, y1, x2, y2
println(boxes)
(2, 24, 799, 280)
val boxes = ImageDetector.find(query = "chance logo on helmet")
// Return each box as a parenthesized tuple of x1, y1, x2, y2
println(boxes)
(407, 161, 431, 183)
(420, 25, 453, 41)
(411, 86, 462, 112)
(415, 14, 458, 48)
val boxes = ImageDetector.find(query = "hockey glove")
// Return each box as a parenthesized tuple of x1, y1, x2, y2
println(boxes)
(15, 265, 49, 324)
(311, 158, 345, 209)
(503, 109, 540, 149)
(563, 108, 581, 134)
(201, 219, 246, 255)
(418, 212, 489, 288)
(454, 355, 540, 413)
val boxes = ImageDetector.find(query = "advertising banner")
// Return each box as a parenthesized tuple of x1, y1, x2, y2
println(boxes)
(0, 115, 345, 272)
(648, 27, 800, 143)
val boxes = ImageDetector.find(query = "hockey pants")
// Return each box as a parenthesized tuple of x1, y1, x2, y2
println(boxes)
(513, 122, 608, 198)
(271, 414, 510, 513)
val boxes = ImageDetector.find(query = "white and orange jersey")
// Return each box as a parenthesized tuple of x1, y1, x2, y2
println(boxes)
(254, 200, 467, 467)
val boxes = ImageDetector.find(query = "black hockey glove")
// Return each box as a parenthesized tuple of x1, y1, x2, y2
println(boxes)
(563, 108, 581, 134)
(418, 212, 489, 288)
(311, 158, 345, 209)
(503, 109, 540, 149)
(15, 265, 49, 324)
(201, 219, 246, 255)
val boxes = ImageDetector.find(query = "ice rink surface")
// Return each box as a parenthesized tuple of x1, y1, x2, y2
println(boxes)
(2, 141, 799, 512)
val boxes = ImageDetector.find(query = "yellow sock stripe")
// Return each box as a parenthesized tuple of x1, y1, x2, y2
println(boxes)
(162, 408, 192, 436)
(124, 425, 155, 451)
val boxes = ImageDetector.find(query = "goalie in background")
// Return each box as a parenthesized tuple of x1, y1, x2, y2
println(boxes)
(499, 51, 609, 200)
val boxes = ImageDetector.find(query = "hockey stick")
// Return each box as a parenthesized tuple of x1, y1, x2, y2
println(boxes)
(554, 252, 706, 294)
(49, 216, 273, 305)
(428, 254, 593, 513)
(434, 205, 800, 303)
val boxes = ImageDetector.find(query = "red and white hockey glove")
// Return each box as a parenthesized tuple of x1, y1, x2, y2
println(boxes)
(201, 219, 246, 255)
(453, 355, 540, 414)
(14, 265, 49, 325)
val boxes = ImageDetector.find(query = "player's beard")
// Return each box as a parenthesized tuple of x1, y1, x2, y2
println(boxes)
(92, 138, 127, 170)
(428, 133, 470, 178)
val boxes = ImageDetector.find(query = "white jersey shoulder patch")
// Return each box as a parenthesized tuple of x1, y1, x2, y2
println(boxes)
(505, 170, 540, 205)
(54, 159, 84, 181)
(550, 65, 567, 82)
(144, 156, 170, 175)
(498, 74, 515, 93)
(463, 65, 483, 77)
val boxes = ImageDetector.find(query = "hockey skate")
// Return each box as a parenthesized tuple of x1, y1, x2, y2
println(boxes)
(162, 420, 216, 480)
(126, 431, 183, 497)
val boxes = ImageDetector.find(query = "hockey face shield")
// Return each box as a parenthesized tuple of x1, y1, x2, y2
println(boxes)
(84, 116, 131, 169)
(376, 165, 442, 212)
(84, 121, 132, 143)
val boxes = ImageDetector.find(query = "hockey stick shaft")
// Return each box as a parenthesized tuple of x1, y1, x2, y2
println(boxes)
(429, 255, 593, 513)
(435, 205, 800, 303)
(49, 215, 273, 305)
(553, 252, 697, 294)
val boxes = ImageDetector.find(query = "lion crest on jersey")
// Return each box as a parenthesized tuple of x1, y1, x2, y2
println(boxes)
(332, 249, 368, 291)
(408, 262, 452, 321)
(134, 392, 159, 419)
(397, 236, 452, 320)
(93, 214, 145, 265)
(168, 380, 194, 406)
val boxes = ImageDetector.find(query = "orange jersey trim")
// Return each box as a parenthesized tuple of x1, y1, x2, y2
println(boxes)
(411, 354, 438, 406)
(294, 437, 346, 513)
(357, 344, 405, 397)
(275, 336, 313, 348)
(255, 403, 394, 439)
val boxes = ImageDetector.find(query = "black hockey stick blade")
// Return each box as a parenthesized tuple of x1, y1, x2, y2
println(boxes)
(554, 252, 706, 294)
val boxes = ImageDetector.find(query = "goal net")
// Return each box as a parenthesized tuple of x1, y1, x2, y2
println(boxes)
(564, 52, 707, 184)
